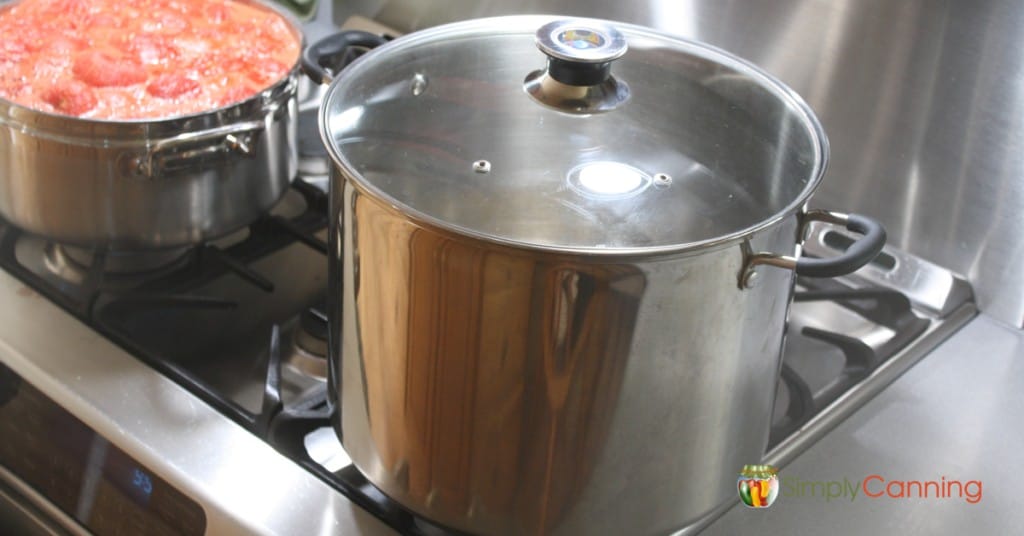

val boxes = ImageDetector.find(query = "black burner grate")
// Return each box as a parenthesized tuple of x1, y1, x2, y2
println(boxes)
(768, 278, 930, 448)
(0, 180, 325, 423)
(0, 177, 447, 534)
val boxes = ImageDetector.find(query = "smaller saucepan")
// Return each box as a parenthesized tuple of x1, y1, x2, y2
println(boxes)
(0, 0, 304, 250)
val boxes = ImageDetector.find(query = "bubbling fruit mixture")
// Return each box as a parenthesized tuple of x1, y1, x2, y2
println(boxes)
(0, 0, 300, 119)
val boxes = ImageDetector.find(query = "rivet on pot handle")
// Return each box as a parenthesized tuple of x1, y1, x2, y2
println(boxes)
(301, 30, 389, 85)
(741, 210, 887, 288)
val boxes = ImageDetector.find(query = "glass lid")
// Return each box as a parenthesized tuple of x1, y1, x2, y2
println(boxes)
(321, 15, 827, 253)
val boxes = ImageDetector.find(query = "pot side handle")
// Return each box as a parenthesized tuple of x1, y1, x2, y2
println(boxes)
(135, 120, 265, 178)
(741, 210, 887, 287)
(301, 30, 389, 85)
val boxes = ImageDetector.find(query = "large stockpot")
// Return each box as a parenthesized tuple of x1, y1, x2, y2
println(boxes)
(0, 0, 301, 250)
(309, 16, 886, 535)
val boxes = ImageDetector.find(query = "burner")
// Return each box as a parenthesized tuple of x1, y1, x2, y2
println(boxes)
(769, 284, 928, 447)
(42, 243, 192, 288)
(759, 222, 975, 474)
(270, 186, 316, 220)
(284, 305, 329, 381)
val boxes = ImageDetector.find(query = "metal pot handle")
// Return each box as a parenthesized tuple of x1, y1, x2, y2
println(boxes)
(135, 120, 265, 177)
(301, 30, 389, 85)
(741, 210, 887, 288)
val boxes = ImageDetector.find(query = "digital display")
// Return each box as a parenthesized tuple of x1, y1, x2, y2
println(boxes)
(133, 468, 154, 500)
(0, 362, 206, 535)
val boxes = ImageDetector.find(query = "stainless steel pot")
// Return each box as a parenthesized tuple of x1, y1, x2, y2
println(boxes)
(310, 16, 886, 535)
(0, 0, 301, 250)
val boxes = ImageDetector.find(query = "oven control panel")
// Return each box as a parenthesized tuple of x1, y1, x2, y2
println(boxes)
(0, 363, 206, 535)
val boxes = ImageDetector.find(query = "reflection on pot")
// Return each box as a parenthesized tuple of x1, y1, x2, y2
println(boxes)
(343, 191, 644, 533)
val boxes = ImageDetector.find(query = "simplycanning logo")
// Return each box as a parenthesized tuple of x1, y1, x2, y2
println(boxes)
(738, 465, 779, 508)
(738, 465, 983, 507)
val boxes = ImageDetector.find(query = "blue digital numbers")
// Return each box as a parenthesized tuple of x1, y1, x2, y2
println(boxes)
(132, 468, 154, 497)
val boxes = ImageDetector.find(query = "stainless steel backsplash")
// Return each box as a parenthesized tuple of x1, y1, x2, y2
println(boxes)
(333, 0, 1024, 328)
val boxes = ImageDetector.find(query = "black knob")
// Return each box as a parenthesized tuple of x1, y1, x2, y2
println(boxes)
(535, 19, 628, 86)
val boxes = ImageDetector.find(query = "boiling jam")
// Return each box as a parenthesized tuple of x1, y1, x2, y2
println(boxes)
(0, 0, 299, 119)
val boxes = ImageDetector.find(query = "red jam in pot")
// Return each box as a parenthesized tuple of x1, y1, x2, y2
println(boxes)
(0, 0, 300, 119)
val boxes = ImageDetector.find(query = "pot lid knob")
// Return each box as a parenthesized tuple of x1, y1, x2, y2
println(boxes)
(535, 19, 627, 85)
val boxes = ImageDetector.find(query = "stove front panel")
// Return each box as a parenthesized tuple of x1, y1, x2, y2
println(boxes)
(0, 362, 206, 535)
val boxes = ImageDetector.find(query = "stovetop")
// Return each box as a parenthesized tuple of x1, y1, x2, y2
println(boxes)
(0, 170, 977, 536)
(0, 16, 977, 536)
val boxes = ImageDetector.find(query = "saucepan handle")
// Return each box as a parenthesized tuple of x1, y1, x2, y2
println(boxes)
(740, 210, 887, 288)
(301, 30, 389, 85)
(134, 120, 265, 177)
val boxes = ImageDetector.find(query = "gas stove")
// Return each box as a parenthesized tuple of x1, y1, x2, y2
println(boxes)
(0, 123, 976, 536)
(0, 13, 978, 536)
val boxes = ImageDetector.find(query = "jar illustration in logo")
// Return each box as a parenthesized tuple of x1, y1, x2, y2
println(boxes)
(738, 465, 779, 508)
